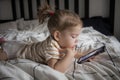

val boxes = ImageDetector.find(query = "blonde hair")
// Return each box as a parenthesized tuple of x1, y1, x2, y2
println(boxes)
(38, 3, 83, 34)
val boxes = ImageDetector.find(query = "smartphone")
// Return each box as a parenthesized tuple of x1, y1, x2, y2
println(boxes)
(77, 46, 105, 64)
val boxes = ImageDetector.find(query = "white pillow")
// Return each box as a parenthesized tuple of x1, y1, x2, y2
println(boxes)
(25, 19, 39, 27)
(0, 21, 17, 34)
(77, 27, 109, 54)
(17, 19, 39, 31)
(0, 18, 49, 43)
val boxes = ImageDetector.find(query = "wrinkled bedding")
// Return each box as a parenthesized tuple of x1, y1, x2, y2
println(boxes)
(0, 59, 68, 80)
(0, 20, 120, 80)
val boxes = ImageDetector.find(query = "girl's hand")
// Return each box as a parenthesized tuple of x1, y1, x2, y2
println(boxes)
(59, 47, 77, 58)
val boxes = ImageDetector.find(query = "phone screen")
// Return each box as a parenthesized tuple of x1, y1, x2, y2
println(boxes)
(77, 46, 105, 64)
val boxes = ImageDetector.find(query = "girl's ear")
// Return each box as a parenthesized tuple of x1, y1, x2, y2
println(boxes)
(53, 30, 61, 41)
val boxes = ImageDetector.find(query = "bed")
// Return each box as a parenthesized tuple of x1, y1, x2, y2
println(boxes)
(1, 0, 120, 80)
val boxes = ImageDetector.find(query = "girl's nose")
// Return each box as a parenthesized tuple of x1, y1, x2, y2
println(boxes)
(75, 39, 78, 44)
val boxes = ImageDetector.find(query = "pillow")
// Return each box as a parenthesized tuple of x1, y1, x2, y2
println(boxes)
(17, 19, 39, 31)
(0, 21, 17, 34)
(25, 19, 39, 27)
(77, 27, 110, 54)
(0, 18, 49, 43)
(16, 18, 26, 31)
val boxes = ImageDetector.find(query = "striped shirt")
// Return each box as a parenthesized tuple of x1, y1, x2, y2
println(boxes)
(3, 36, 61, 64)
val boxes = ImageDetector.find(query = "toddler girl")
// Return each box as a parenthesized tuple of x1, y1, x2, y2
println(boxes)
(0, 3, 83, 73)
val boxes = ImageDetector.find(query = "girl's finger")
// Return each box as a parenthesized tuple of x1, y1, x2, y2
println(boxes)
(59, 48, 66, 53)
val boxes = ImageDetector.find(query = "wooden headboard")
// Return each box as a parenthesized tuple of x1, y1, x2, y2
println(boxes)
(0, 0, 115, 34)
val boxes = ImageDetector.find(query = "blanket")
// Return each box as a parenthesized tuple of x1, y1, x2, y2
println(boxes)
(65, 27, 120, 80)
(0, 59, 68, 80)
(0, 27, 120, 80)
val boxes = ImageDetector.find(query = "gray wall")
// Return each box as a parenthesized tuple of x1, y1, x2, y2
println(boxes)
(114, 0, 120, 41)
(89, 0, 110, 17)
(0, 0, 110, 20)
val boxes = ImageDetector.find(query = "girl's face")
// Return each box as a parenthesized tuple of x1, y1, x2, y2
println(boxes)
(58, 25, 82, 49)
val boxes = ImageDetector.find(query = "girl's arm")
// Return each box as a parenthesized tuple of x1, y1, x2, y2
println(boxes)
(47, 48, 76, 73)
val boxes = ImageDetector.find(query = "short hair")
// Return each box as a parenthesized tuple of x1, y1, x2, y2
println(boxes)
(38, 3, 83, 34)
(48, 10, 83, 34)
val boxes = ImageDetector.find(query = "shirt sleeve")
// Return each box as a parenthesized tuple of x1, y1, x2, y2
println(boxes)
(45, 39, 61, 61)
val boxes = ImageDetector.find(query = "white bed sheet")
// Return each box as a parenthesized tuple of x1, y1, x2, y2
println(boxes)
(0, 20, 120, 80)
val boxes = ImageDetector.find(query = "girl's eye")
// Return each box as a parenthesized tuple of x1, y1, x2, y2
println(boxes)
(71, 35, 77, 38)
(72, 36, 75, 38)
(71, 34, 79, 38)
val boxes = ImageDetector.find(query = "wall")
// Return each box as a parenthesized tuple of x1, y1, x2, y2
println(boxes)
(114, 0, 120, 41)
(0, 0, 13, 19)
(89, 0, 110, 18)
(0, 0, 110, 20)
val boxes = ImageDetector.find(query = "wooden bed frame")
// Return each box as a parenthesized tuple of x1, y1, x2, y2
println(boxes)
(0, 0, 115, 34)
